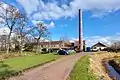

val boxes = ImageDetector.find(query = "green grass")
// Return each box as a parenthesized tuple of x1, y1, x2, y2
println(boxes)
(69, 56, 97, 80)
(0, 54, 60, 77)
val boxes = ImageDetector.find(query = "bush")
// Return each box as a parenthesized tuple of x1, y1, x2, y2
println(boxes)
(69, 50, 76, 54)
(24, 43, 34, 51)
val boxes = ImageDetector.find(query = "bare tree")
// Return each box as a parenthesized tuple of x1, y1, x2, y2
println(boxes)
(110, 41, 120, 52)
(0, 2, 21, 54)
(14, 14, 35, 54)
(31, 22, 50, 54)
(0, 35, 7, 51)
(11, 35, 19, 51)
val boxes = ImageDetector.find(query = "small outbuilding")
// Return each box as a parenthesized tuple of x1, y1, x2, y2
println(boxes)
(91, 42, 107, 51)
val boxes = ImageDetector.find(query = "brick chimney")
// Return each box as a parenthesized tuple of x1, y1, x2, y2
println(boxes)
(79, 9, 83, 51)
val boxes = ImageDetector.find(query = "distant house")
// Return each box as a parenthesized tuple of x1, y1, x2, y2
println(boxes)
(91, 42, 107, 51)
(33, 41, 73, 51)
(40, 41, 65, 49)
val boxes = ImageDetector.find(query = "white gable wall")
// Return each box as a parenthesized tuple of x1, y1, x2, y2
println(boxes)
(92, 46, 106, 50)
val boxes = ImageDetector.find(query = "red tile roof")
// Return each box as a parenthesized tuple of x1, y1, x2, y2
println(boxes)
(39, 41, 63, 45)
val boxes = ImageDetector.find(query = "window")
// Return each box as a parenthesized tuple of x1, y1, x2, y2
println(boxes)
(93, 47, 96, 49)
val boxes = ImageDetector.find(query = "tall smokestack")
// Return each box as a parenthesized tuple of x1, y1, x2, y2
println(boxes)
(79, 9, 83, 52)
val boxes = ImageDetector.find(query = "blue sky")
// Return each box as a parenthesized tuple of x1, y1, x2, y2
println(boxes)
(1, 0, 120, 46)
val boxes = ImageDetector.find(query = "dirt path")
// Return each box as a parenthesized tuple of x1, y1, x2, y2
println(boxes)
(9, 53, 84, 80)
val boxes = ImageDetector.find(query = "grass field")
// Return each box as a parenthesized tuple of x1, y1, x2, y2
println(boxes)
(69, 56, 97, 80)
(0, 54, 60, 77)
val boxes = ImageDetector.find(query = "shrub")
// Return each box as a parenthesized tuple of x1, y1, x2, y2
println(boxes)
(69, 50, 76, 54)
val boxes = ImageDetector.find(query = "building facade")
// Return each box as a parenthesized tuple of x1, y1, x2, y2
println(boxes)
(39, 41, 72, 50)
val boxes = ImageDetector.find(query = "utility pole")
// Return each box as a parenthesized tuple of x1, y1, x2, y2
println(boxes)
(79, 9, 83, 52)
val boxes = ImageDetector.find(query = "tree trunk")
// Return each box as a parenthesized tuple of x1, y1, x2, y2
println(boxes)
(20, 44, 23, 54)
(7, 37, 10, 54)
(1, 41, 4, 51)
(6, 32, 11, 54)
(36, 39, 39, 54)
(20, 37, 23, 54)
(5, 38, 7, 50)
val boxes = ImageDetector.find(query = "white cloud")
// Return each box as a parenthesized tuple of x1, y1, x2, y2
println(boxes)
(85, 36, 120, 47)
(32, 20, 55, 28)
(85, 36, 110, 47)
(71, 35, 120, 47)
(116, 32, 120, 36)
(32, 20, 43, 25)
(0, 2, 9, 23)
(48, 21, 55, 28)
(70, 38, 78, 42)
(0, 25, 19, 38)
(16, 0, 39, 15)
(71, 38, 79, 41)
(70, 37, 79, 43)
(0, 27, 10, 35)
(0, 27, 15, 37)
(16, 0, 120, 20)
